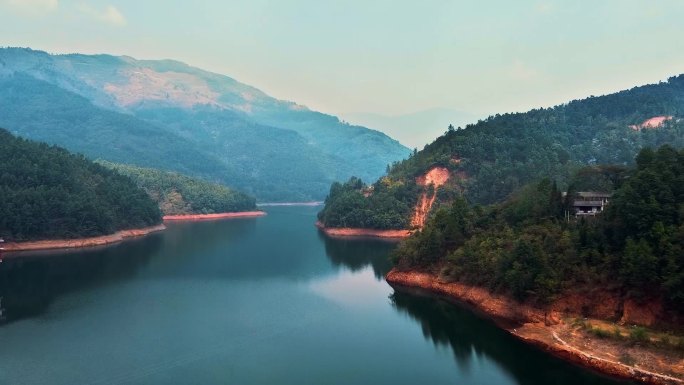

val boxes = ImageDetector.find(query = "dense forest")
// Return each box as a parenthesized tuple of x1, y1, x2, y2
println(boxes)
(317, 177, 421, 229)
(98, 161, 256, 215)
(392, 146, 684, 314)
(0, 129, 161, 241)
(319, 75, 684, 229)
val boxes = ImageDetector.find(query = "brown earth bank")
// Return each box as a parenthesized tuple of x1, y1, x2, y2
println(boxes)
(315, 221, 412, 239)
(386, 269, 684, 385)
(257, 202, 323, 206)
(1, 224, 166, 253)
(162, 211, 266, 221)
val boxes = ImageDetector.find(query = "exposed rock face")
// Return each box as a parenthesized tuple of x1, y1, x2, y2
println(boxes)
(630, 116, 674, 130)
(411, 167, 450, 228)
(103, 68, 221, 108)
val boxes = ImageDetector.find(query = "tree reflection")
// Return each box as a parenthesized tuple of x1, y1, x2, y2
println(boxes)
(0, 235, 163, 325)
(390, 288, 633, 385)
(319, 232, 396, 279)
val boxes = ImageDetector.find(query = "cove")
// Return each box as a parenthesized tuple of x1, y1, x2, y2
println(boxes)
(0, 206, 632, 385)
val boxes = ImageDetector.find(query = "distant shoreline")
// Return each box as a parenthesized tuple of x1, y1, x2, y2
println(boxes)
(315, 221, 412, 239)
(162, 211, 267, 222)
(257, 202, 323, 207)
(1, 211, 269, 254)
(1, 224, 166, 254)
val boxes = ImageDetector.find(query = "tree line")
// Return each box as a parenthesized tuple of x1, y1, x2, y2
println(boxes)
(320, 75, 684, 230)
(98, 161, 256, 215)
(0, 129, 161, 241)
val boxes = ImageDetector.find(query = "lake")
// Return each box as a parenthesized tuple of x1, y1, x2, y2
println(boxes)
(0, 206, 631, 385)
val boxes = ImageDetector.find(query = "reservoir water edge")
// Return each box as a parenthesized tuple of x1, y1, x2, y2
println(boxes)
(0, 206, 632, 385)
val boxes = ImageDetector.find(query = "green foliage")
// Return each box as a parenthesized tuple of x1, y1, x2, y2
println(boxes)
(317, 177, 419, 230)
(97, 161, 256, 215)
(321, 75, 684, 229)
(393, 146, 684, 312)
(629, 326, 650, 343)
(589, 327, 612, 339)
(0, 129, 161, 241)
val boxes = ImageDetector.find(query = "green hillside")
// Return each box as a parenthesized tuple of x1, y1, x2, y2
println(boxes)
(98, 161, 256, 215)
(393, 146, 684, 315)
(0, 129, 161, 241)
(319, 75, 684, 229)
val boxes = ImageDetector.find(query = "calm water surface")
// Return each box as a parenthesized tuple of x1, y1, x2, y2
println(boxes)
(0, 206, 631, 385)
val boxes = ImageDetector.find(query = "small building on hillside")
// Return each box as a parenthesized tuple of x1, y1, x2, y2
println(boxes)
(564, 192, 612, 216)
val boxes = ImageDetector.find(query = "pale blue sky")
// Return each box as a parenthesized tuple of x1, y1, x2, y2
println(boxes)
(1, 0, 683, 119)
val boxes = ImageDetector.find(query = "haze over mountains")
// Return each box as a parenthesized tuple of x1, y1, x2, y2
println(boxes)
(0, 47, 409, 201)
(342, 108, 480, 149)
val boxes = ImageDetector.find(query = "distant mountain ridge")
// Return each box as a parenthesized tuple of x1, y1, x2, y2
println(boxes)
(0, 47, 409, 201)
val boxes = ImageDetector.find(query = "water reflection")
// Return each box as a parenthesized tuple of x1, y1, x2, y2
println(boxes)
(319, 233, 396, 279)
(153, 217, 334, 281)
(0, 234, 163, 325)
(390, 288, 633, 385)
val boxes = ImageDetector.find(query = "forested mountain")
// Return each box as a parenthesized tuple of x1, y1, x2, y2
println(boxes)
(393, 146, 684, 315)
(98, 161, 256, 215)
(0, 48, 409, 202)
(0, 129, 161, 242)
(319, 75, 684, 229)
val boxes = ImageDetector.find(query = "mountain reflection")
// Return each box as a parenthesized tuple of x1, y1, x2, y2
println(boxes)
(319, 233, 396, 279)
(390, 288, 633, 385)
(0, 235, 163, 325)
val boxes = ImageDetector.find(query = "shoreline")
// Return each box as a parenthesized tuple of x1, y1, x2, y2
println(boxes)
(0, 211, 268, 254)
(162, 211, 266, 222)
(0, 224, 166, 254)
(386, 269, 683, 385)
(257, 202, 323, 207)
(315, 221, 412, 239)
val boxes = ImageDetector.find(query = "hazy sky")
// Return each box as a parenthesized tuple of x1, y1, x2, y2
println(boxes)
(1, 0, 684, 119)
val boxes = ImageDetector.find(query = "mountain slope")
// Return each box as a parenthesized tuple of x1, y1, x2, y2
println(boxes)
(97, 161, 256, 216)
(0, 129, 161, 242)
(318, 75, 684, 230)
(393, 145, 684, 316)
(0, 47, 409, 201)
